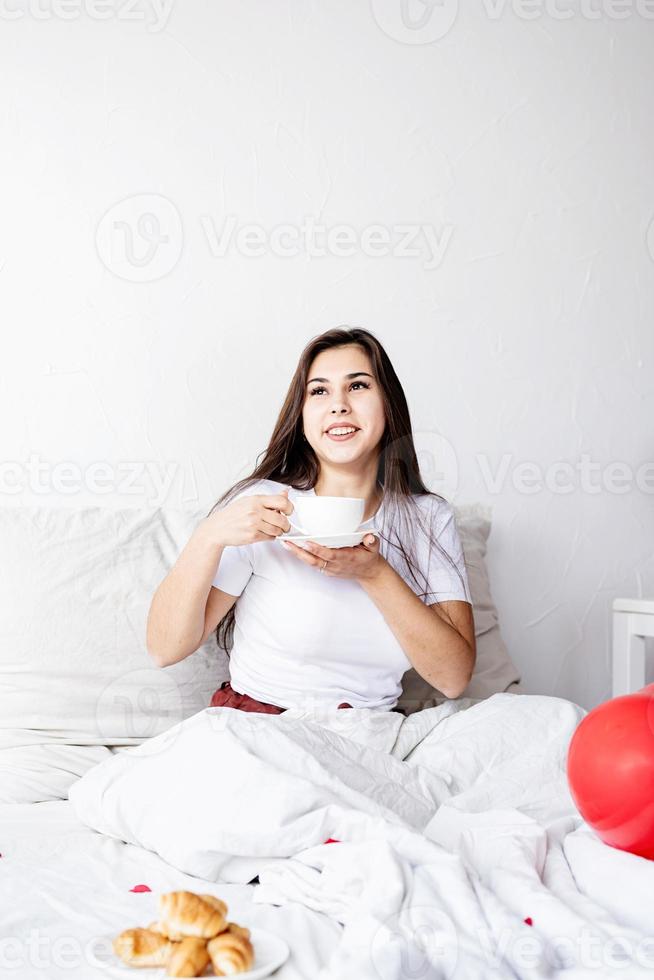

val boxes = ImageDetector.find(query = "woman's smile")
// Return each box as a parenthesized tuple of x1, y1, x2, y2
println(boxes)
(324, 427, 359, 442)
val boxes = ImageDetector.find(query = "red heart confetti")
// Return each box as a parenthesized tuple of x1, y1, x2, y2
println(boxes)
(324, 838, 341, 844)
(524, 917, 533, 926)
(129, 884, 152, 893)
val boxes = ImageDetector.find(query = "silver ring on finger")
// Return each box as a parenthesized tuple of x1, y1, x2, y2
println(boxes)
(320, 559, 327, 573)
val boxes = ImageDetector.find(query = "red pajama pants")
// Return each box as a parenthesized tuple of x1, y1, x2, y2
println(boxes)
(209, 680, 406, 715)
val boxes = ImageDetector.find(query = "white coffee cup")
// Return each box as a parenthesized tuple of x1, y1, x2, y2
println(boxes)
(289, 496, 365, 536)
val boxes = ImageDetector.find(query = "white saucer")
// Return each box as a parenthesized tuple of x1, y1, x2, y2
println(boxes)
(97, 927, 289, 979)
(280, 527, 380, 549)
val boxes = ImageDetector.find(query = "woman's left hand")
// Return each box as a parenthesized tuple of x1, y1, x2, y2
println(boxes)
(281, 533, 383, 582)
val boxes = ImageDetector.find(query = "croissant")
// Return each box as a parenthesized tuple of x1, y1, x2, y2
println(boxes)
(159, 891, 228, 939)
(207, 931, 255, 975)
(200, 897, 253, 946)
(166, 936, 211, 977)
(224, 922, 251, 941)
(148, 918, 251, 945)
(148, 917, 243, 945)
(148, 919, 187, 941)
(113, 927, 174, 967)
(199, 894, 229, 919)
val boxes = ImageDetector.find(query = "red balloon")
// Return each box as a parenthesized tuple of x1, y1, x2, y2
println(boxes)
(567, 683, 654, 860)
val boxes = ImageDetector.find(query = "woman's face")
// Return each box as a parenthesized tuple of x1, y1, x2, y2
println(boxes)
(302, 344, 386, 466)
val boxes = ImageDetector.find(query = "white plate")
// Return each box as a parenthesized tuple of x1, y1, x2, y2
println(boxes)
(95, 927, 290, 979)
(280, 527, 379, 548)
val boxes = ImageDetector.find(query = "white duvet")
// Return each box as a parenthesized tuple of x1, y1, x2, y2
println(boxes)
(68, 693, 654, 979)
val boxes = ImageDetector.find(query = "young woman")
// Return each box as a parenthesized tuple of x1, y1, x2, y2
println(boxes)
(146, 326, 475, 716)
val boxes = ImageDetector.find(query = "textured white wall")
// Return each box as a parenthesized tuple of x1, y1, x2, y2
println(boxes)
(1, 1, 653, 711)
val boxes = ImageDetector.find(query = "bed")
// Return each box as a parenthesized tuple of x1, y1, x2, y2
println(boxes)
(1, 505, 652, 979)
(3, 696, 654, 979)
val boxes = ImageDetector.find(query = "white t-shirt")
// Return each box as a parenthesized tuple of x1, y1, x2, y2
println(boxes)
(211, 479, 472, 711)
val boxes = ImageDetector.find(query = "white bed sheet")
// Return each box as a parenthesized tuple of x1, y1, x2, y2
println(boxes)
(0, 800, 339, 979)
(5, 693, 654, 980)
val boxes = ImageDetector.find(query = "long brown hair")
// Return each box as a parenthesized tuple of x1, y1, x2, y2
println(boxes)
(205, 326, 466, 655)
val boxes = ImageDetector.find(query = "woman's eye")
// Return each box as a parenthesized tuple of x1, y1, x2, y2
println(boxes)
(309, 381, 371, 396)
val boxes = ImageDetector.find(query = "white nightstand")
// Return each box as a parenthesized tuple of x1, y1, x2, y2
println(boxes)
(612, 598, 654, 697)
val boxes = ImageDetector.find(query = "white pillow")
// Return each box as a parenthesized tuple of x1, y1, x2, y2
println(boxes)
(396, 504, 521, 713)
(0, 742, 113, 804)
(0, 506, 224, 802)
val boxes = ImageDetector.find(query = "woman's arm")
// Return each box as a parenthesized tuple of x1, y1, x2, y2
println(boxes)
(147, 490, 293, 668)
(146, 520, 235, 668)
(357, 560, 476, 699)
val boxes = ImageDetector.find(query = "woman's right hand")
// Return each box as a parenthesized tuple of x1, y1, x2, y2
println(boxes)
(203, 488, 294, 548)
